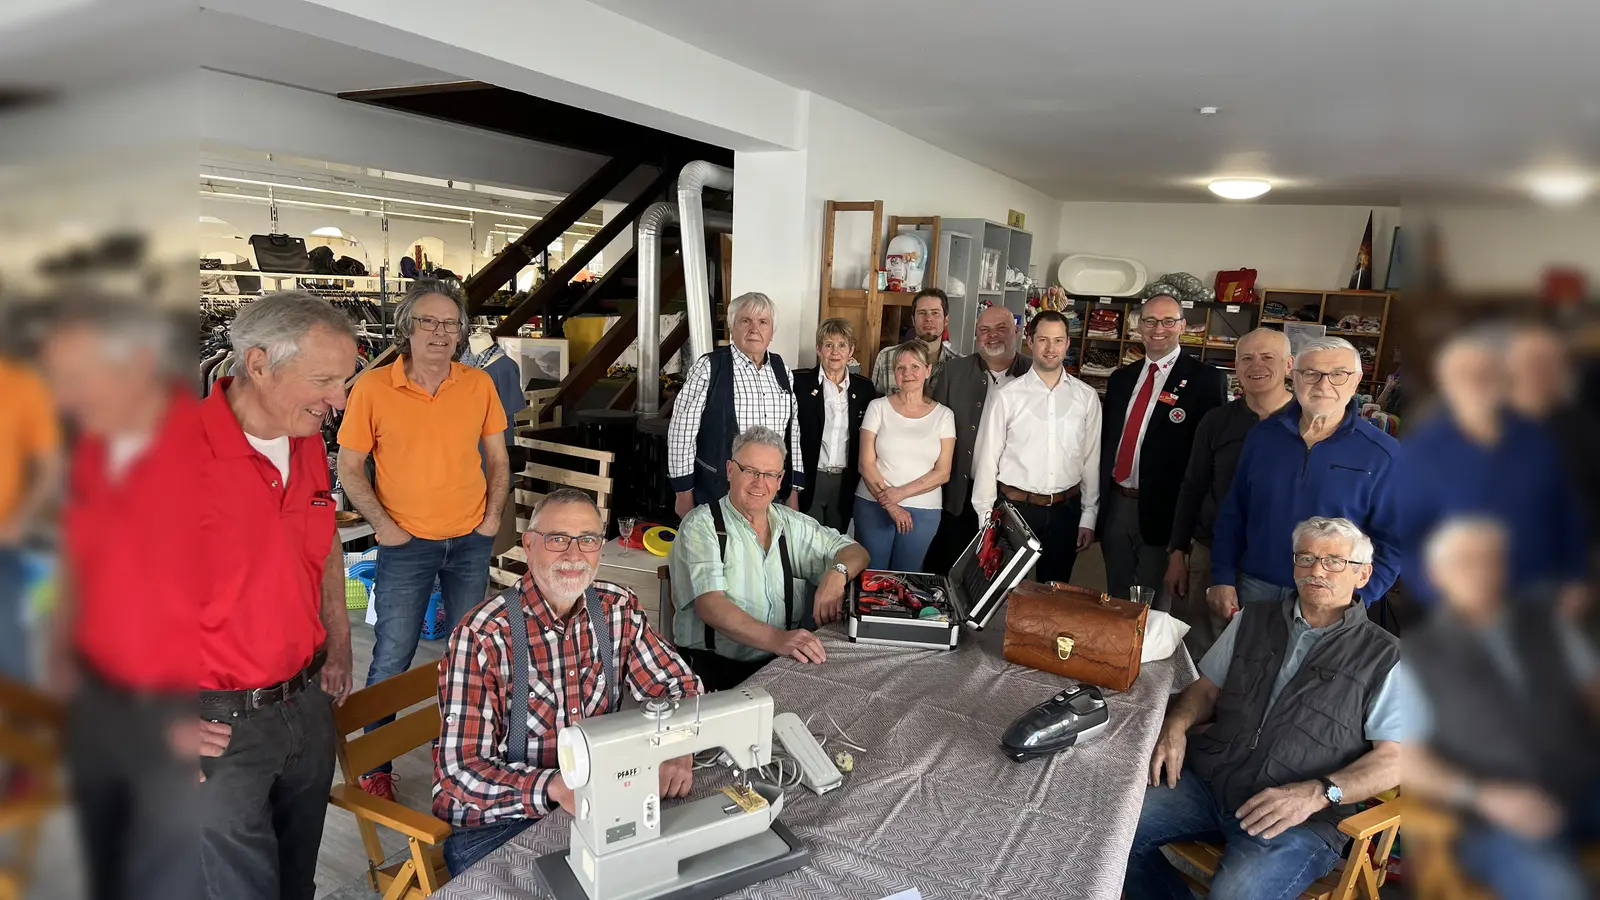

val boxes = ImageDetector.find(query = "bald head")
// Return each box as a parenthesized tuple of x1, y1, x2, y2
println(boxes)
(1235, 328, 1292, 398)
(975, 305, 1019, 363)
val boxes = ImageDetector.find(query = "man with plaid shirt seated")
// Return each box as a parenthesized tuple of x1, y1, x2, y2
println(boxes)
(432, 488, 703, 875)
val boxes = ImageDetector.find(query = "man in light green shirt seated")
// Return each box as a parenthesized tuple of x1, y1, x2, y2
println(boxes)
(670, 425, 870, 690)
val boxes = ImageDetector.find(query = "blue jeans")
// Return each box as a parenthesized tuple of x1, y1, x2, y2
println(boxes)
(0, 547, 28, 682)
(443, 817, 535, 876)
(364, 531, 494, 773)
(1455, 780, 1600, 900)
(852, 497, 941, 572)
(1237, 571, 1296, 606)
(1124, 767, 1341, 900)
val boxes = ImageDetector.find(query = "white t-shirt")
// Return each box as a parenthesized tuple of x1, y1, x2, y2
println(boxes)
(245, 432, 292, 484)
(856, 397, 956, 510)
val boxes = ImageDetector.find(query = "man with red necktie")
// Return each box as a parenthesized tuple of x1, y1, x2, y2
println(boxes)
(1098, 294, 1227, 606)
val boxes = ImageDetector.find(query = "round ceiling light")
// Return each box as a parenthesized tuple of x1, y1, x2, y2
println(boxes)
(1208, 178, 1272, 200)
(1528, 172, 1592, 206)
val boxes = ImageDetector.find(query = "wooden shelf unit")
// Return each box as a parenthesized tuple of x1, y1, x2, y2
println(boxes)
(818, 202, 945, 368)
(1065, 296, 1263, 396)
(1256, 289, 1396, 393)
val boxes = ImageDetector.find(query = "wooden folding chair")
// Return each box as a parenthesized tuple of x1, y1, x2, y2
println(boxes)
(0, 680, 63, 900)
(328, 662, 451, 900)
(1165, 799, 1401, 900)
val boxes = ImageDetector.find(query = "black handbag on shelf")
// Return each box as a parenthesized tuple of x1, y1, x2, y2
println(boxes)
(248, 234, 314, 274)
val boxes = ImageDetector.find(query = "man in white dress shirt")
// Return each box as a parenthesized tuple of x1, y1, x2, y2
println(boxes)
(971, 311, 1102, 583)
(1098, 295, 1227, 603)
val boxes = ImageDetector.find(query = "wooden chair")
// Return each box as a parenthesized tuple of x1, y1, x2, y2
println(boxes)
(493, 436, 616, 588)
(0, 680, 63, 900)
(1165, 799, 1401, 900)
(328, 661, 451, 900)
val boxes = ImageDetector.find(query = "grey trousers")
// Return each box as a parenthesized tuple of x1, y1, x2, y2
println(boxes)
(1174, 540, 1230, 662)
(1100, 488, 1168, 606)
(806, 470, 852, 533)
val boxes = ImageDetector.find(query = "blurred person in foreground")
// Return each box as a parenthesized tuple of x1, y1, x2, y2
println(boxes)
(1399, 517, 1600, 900)
(1164, 328, 1295, 659)
(199, 292, 358, 899)
(0, 323, 62, 682)
(433, 489, 702, 875)
(1128, 517, 1401, 900)
(1208, 337, 1401, 618)
(39, 297, 197, 899)
(1398, 329, 1587, 611)
(338, 282, 508, 802)
(927, 304, 1030, 566)
(669, 426, 869, 689)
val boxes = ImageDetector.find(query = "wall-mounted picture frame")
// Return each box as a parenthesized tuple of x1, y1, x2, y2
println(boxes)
(499, 336, 569, 386)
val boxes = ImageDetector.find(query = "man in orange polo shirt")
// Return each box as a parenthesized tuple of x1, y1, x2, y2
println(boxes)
(0, 349, 62, 682)
(195, 292, 358, 900)
(337, 281, 509, 800)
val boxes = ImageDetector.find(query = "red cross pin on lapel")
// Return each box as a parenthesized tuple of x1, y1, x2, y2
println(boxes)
(1169, 407, 1186, 424)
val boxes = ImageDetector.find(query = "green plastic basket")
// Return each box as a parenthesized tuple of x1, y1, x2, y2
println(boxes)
(345, 577, 370, 611)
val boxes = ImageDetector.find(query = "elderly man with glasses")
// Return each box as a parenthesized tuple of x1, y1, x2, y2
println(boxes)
(1127, 517, 1402, 900)
(669, 426, 870, 690)
(1208, 337, 1401, 617)
(434, 488, 702, 876)
(337, 281, 510, 802)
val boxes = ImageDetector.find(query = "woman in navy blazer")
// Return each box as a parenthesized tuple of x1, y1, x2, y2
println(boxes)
(794, 318, 878, 532)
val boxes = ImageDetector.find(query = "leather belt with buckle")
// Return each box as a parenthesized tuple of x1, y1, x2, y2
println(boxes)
(199, 648, 328, 720)
(999, 482, 1081, 507)
(817, 466, 846, 475)
(1115, 484, 1140, 498)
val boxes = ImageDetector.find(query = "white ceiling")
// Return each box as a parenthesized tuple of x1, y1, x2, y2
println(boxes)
(587, 0, 1600, 204)
(195, 8, 459, 96)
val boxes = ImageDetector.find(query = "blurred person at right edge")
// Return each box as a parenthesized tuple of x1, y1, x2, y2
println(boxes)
(0, 330, 62, 683)
(39, 297, 201, 900)
(1505, 323, 1600, 617)
(1396, 328, 1588, 614)
(1399, 516, 1600, 900)
(1207, 337, 1402, 618)
(200, 293, 358, 900)
(1164, 328, 1295, 659)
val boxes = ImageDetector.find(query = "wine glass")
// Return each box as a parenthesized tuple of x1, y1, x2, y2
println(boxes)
(618, 517, 638, 551)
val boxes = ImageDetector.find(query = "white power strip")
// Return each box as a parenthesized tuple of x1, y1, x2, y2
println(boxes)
(772, 712, 843, 795)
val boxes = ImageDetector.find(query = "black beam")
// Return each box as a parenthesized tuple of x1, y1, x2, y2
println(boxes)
(562, 247, 637, 321)
(465, 155, 642, 314)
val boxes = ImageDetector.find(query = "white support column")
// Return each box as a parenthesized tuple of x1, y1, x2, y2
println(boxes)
(731, 148, 813, 365)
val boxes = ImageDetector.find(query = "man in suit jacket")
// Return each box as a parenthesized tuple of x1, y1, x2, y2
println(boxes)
(1098, 294, 1227, 605)
(926, 306, 1030, 569)
(794, 318, 878, 532)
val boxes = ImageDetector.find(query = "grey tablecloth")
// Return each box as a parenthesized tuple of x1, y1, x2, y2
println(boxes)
(434, 615, 1196, 900)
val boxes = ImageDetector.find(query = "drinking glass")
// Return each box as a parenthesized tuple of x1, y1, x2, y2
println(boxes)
(618, 517, 638, 549)
(1129, 585, 1155, 606)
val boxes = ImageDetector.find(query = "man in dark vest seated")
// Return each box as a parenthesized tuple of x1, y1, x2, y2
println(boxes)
(1125, 516, 1402, 900)
(668, 426, 869, 690)
(667, 291, 806, 517)
(1399, 515, 1600, 900)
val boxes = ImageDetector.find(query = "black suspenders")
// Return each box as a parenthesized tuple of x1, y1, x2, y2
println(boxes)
(704, 500, 795, 653)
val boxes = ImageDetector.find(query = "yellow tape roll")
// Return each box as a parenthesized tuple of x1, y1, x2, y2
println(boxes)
(642, 526, 678, 557)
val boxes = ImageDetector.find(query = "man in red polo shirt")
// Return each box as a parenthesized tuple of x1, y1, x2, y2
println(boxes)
(40, 297, 202, 900)
(198, 292, 357, 899)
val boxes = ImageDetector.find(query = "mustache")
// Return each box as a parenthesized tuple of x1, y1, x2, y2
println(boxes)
(1296, 576, 1335, 590)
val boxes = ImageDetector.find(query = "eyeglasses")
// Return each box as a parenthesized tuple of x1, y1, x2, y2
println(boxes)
(534, 531, 604, 552)
(1295, 369, 1354, 386)
(732, 460, 784, 485)
(412, 315, 462, 335)
(1140, 316, 1184, 329)
(1291, 552, 1367, 572)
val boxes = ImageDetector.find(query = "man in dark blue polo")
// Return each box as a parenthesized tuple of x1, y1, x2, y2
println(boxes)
(1209, 337, 1401, 618)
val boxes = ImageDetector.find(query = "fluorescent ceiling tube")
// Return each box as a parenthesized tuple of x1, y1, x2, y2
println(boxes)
(1208, 178, 1272, 200)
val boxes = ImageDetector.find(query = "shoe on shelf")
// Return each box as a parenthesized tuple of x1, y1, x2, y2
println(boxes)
(360, 772, 398, 802)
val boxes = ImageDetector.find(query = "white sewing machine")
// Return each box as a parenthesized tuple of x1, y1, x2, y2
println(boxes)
(534, 686, 809, 900)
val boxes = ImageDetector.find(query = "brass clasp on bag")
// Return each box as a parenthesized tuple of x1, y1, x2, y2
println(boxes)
(1056, 635, 1075, 660)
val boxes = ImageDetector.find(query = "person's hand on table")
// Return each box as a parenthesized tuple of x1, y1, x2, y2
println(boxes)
(374, 521, 414, 547)
(1163, 551, 1188, 599)
(1076, 527, 1095, 551)
(1148, 722, 1187, 788)
(658, 754, 694, 799)
(1236, 781, 1328, 839)
(813, 569, 847, 625)
(1206, 585, 1238, 619)
(769, 629, 826, 664)
(675, 491, 695, 517)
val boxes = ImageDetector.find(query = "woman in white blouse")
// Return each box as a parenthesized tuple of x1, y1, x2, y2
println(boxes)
(856, 342, 957, 571)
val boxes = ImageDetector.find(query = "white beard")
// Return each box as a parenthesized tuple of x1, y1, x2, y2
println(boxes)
(536, 562, 595, 604)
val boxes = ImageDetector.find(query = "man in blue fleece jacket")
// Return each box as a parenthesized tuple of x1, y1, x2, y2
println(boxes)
(1209, 337, 1401, 616)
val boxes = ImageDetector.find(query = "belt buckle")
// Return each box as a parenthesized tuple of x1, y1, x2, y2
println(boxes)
(248, 687, 268, 710)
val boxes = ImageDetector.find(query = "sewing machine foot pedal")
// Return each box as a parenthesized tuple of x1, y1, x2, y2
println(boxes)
(534, 821, 809, 900)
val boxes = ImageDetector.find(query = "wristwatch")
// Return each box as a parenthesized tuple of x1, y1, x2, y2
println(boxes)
(832, 562, 850, 578)
(1317, 777, 1343, 805)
